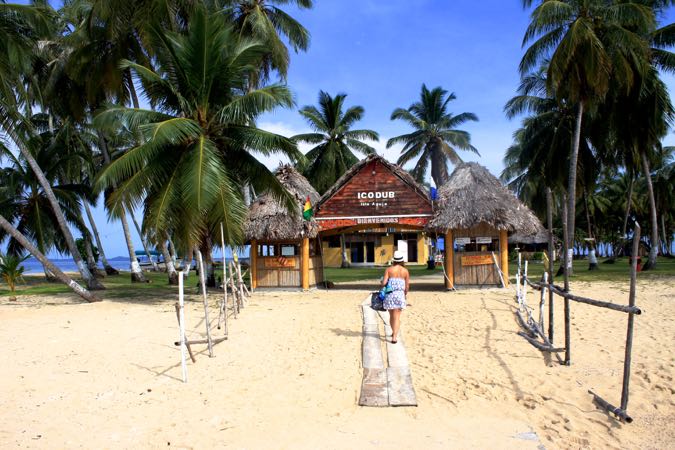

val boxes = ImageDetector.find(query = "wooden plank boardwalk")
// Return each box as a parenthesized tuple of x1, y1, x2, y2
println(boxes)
(358, 297, 417, 407)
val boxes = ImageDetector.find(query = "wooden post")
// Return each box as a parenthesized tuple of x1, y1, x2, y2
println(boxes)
(218, 223, 228, 334)
(250, 239, 257, 290)
(178, 272, 187, 382)
(444, 231, 454, 289)
(499, 229, 509, 287)
(546, 188, 554, 344)
(301, 237, 310, 290)
(621, 222, 640, 413)
(195, 250, 214, 357)
(229, 262, 239, 316)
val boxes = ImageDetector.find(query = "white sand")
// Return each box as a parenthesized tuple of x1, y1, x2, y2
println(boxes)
(0, 276, 673, 449)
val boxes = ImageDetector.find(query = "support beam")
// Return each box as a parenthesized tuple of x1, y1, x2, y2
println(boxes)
(445, 230, 454, 289)
(301, 237, 310, 290)
(250, 240, 257, 290)
(500, 229, 509, 286)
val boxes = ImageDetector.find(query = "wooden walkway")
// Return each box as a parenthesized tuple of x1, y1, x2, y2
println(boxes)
(359, 296, 417, 407)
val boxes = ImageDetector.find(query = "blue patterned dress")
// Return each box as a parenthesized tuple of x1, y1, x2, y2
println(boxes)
(383, 277, 406, 310)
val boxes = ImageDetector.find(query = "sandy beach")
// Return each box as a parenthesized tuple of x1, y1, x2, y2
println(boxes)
(1, 275, 673, 449)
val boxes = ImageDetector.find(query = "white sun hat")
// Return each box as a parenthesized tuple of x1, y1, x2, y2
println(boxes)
(393, 250, 404, 262)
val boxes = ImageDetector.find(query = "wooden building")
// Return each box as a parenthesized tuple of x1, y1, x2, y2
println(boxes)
(428, 162, 544, 288)
(244, 166, 323, 289)
(315, 154, 433, 267)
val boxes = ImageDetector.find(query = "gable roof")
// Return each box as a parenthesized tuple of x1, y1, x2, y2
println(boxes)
(316, 154, 430, 211)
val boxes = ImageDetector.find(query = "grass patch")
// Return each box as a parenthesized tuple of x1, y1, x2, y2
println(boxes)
(509, 256, 675, 282)
(0, 271, 178, 301)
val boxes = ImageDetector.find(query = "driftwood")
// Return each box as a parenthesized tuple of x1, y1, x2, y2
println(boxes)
(589, 390, 633, 423)
(546, 188, 555, 343)
(517, 332, 565, 353)
(195, 250, 214, 357)
(217, 224, 228, 333)
(174, 336, 227, 346)
(621, 223, 640, 413)
(174, 301, 196, 364)
(524, 278, 641, 315)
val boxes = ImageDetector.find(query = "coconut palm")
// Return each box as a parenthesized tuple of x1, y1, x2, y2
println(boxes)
(95, 7, 301, 282)
(387, 84, 479, 188)
(0, 2, 104, 290)
(520, 0, 654, 273)
(225, 0, 313, 81)
(0, 122, 94, 279)
(293, 90, 379, 194)
(0, 214, 100, 302)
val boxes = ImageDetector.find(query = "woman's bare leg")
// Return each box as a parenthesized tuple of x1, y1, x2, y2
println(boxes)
(389, 309, 401, 342)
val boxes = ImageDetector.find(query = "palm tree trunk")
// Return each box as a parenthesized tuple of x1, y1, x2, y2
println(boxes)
(340, 233, 350, 268)
(84, 237, 105, 278)
(98, 134, 146, 282)
(566, 101, 584, 276)
(168, 238, 178, 265)
(2, 123, 104, 290)
(584, 189, 598, 270)
(0, 214, 100, 303)
(130, 212, 159, 271)
(660, 214, 668, 257)
(120, 208, 147, 282)
(641, 151, 659, 270)
(83, 201, 119, 275)
(184, 246, 194, 276)
(621, 174, 634, 239)
(430, 145, 449, 189)
(160, 239, 178, 285)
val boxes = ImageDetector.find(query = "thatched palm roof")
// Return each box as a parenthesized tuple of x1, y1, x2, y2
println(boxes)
(509, 229, 551, 245)
(244, 165, 320, 241)
(316, 154, 430, 208)
(428, 162, 544, 235)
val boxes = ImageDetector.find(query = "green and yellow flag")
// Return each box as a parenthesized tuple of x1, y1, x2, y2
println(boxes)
(303, 196, 313, 220)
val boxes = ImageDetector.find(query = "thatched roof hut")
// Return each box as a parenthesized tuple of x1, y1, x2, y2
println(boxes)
(244, 165, 320, 241)
(428, 162, 544, 235)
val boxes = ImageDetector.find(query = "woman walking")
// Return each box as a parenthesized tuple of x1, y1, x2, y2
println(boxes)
(381, 250, 410, 344)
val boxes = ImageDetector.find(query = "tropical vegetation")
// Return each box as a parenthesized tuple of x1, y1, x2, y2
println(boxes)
(387, 84, 479, 188)
(293, 90, 379, 194)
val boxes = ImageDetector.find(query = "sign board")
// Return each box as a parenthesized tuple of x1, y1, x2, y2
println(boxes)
(315, 158, 432, 232)
(263, 256, 296, 268)
(455, 237, 471, 245)
(461, 255, 493, 266)
(475, 237, 493, 244)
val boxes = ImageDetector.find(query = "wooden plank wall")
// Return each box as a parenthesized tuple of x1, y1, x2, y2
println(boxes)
(309, 256, 324, 286)
(452, 223, 501, 286)
(317, 159, 432, 218)
(255, 255, 324, 288)
(256, 257, 300, 288)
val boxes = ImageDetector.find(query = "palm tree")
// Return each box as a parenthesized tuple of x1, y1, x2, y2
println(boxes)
(0, 214, 100, 302)
(95, 7, 302, 284)
(0, 2, 104, 290)
(0, 122, 94, 280)
(225, 0, 313, 81)
(293, 90, 379, 194)
(387, 84, 479, 188)
(520, 0, 654, 274)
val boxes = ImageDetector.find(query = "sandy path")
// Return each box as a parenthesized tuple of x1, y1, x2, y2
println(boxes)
(0, 277, 673, 449)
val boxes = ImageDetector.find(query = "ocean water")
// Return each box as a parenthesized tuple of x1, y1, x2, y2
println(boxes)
(21, 256, 248, 275)
(22, 257, 132, 275)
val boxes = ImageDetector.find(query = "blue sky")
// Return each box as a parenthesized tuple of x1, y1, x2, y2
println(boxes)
(8, 1, 675, 258)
